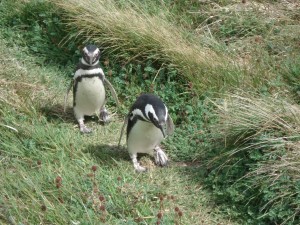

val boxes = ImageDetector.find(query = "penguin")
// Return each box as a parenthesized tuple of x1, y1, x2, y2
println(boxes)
(118, 93, 174, 172)
(64, 44, 119, 133)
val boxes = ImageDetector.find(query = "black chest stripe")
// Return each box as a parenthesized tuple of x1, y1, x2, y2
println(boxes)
(75, 73, 104, 82)
(127, 117, 137, 140)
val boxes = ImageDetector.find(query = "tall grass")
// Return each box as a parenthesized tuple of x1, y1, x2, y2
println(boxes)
(49, 0, 246, 93)
(204, 94, 300, 224)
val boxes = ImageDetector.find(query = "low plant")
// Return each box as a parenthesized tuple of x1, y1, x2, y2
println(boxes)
(202, 94, 300, 224)
(0, 0, 80, 65)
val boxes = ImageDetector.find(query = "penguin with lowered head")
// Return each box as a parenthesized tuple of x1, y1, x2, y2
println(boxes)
(119, 93, 174, 172)
(64, 44, 119, 133)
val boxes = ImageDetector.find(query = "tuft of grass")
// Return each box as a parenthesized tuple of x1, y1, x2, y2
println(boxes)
(201, 94, 300, 224)
(49, 0, 246, 93)
(281, 56, 300, 102)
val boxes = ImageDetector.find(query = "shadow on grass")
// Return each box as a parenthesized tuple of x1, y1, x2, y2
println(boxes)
(177, 163, 208, 181)
(40, 104, 104, 126)
(84, 144, 164, 169)
(84, 144, 130, 165)
(169, 160, 208, 184)
(40, 104, 75, 123)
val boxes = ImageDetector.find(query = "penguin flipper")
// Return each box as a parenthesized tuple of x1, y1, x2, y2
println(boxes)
(64, 80, 74, 112)
(118, 115, 128, 147)
(166, 114, 175, 136)
(104, 78, 120, 107)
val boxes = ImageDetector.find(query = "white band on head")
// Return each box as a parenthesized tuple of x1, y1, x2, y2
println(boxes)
(164, 105, 168, 121)
(145, 104, 158, 121)
(82, 47, 89, 55)
(131, 108, 148, 121)
(83, 47, 99, 55)
(94, 48, 100, 55)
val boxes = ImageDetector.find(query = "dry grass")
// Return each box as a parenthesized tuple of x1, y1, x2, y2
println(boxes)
(210, 93, 300, 162)
(49, 0, 243, 93)
(215, 94, 300, 140)
(205, 94, 300, 223)
(214, 94, 300, 175)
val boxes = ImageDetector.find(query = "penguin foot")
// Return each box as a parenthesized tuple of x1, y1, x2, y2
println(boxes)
(130, 153, 147, 172)
(99, 108, 110, 123)
(80, 125, 92, 133)
(78, 119, 92, 133)
(134, 165, 147, 173)
(154, 146, 168, 167)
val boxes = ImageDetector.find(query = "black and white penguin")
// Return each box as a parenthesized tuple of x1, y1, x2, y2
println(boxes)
(64, 44, 119, 133)
(119, 93, 174, 172)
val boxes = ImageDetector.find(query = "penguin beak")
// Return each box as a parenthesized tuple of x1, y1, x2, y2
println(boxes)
(89, 57, 93, 65)
(154, 121, 166, 138)
(160, 125, 166, 138)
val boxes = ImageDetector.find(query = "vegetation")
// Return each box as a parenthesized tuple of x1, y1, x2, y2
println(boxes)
(205, 95, 300, 224)
(50, 0, 243, 93)
(0, 0, 300, 224)
(0, 27, 231, 225)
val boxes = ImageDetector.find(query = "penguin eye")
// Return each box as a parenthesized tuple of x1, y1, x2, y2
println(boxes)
(129, 113, 134, 120)
(93, 51, 100, 60)
(147, 112, 154, 122)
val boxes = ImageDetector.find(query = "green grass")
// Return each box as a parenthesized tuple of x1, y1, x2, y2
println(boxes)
(202, 94, 300, 224)
(0, 36, 235, 224)
(1, 0, 300, 224)
(49, 0, 247, 93)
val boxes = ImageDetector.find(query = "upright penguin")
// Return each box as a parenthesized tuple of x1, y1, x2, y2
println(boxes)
(64, 44, 119, 133)
(119, 93, 174, 172)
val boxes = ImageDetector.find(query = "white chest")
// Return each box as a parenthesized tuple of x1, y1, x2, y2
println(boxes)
(75, 77, 105, 115)
(127, 120, 164, 154)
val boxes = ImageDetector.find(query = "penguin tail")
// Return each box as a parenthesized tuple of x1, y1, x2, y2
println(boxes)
(118, 115, 128, 148)
(64, 80, 73, 113)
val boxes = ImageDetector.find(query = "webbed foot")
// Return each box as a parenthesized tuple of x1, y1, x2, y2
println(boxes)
(80, 124, 92, 133)
(130, 153, 147, 172)
(78, 118, 92, 133)
(99, 107, 110, 123)
(154, 146, 168, 167)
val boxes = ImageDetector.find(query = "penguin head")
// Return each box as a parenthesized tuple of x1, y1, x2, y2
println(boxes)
(145, 103, 168, 137)
(82, 44, 101, 66)
(130, 94, 168, 137)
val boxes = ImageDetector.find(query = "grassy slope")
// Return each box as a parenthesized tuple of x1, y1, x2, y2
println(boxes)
(1, 0, 300, 224)
(0, 39, 235, 224)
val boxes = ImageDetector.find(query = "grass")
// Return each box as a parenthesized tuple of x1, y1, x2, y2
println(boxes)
(48, 0, 300, 96)
(202, 94, 300, 224)
(0, 36, 235, 224)
(49, 0, 247, 93)
(1, 0, 300, 224)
